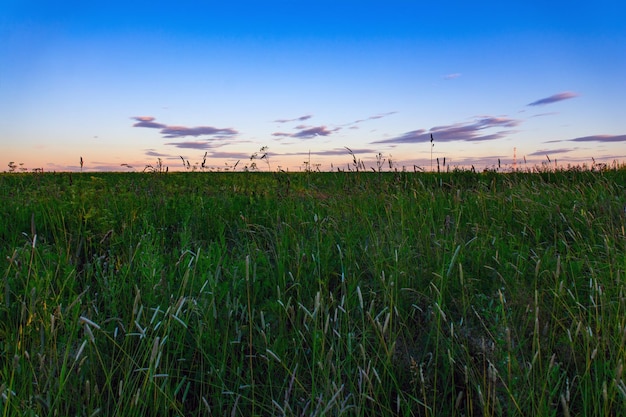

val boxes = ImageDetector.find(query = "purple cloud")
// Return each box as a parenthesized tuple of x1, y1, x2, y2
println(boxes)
(164, 141, 215, 149)
(273, 115, 313, 123)
(209, 151, 251, 159)
(375, 129, 429, 144)
(346, 111, 397, 126)
(319, 147, 378, 156)
(273, 125, 339, 139)
(528, 148, 575, 156)
(161, 126, 237, 139)
(132, 116, 238, 139)
(145, 149, 170, 157)
(527, 92, 579, 106)
(569, 134, 626, 143)
(373, 116, 520, 144)
(293, 126, 336, 138)
(281, 147, 377, 157)
(132, 116, 166, 129)
(530, 112, 559, 118)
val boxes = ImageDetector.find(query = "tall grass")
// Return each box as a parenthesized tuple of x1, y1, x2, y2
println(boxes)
(1, 168, 625, 416)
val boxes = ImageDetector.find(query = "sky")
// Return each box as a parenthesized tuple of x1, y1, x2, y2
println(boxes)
(1, 0, 625, 172)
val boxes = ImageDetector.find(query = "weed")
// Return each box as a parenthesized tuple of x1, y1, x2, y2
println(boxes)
(0, 167, 625, 415)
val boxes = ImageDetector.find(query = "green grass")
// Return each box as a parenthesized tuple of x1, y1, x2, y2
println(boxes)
(1, 168, 625, 416)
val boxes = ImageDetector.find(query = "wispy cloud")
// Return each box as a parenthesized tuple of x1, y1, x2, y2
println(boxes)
(353, 111, 397, 124)
(208, 151, 251, 159)
(132, 116, 238, 139)
(568, 134, 626, 143)
(545, 134, 626, 144)
(443, 73, 461, 80)
(133, 116, 166, 129)
(528, 148, 575, 156)
(164, 141, 216, 149)
(160, 126, 237, 139)
(372, 116, 520, 144)
(527, 91, 579, 106)
(282, 147, 378, 157)
(343, 111, 397, 127)
(144, 149, 248, 163)
(273, 125, 339, 139)
(145, 149, 170, 157)
(294, 126, 336, 138)
(273, 115, 313, 123)
(530, 112, 559, 118)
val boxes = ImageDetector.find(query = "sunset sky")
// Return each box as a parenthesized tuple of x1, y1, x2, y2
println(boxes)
(2, 1, 625, 172)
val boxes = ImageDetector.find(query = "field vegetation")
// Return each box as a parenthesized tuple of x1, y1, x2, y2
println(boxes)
(1, 165, 625, 416)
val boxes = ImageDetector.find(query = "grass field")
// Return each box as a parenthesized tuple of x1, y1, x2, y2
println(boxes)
(1, 168, 625, 416)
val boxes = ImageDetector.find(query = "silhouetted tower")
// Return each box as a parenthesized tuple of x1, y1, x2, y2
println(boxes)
(513, 147, 517, 171)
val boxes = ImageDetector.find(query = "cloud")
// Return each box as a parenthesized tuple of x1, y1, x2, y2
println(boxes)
(294, 126, 336, 138)
(358, 111, 397, 122)
(145, 149, 170, 157)
(272, 125, 339, 139)
(529, 112, 560, 118)
(568, 134, 626, 143)
(209, 151, 251, 159)
(345, 111, 397, 126)
(528, 148, 575, 156)
(375, 129, 429, 144)
(281, 147, 378, 157)
(443, 73, 461, 80)
(132, 116, 238, 139)
(545, 134, 626, 144)
(273, 115, 313, 123)
(164, 141, 216, 149)
(373, 116, 520, 144)
(527, 92, 579, 106)
(132, 116, 166, 129)
(274, 112, 395, 137)
(161, 126, 237, 139)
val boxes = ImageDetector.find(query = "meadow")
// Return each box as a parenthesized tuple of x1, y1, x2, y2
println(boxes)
(1, 167, 625, 416)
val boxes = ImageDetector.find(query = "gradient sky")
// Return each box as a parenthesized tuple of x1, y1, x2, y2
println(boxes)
(2, 1, 625, 172)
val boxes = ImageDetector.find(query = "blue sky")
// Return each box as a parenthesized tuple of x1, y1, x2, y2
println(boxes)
(1, 0, 625, 172)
